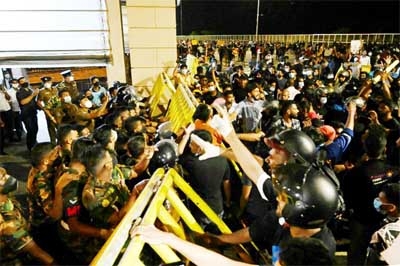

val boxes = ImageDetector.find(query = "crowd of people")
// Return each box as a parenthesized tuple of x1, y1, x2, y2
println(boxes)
(0, 39, 400, 265)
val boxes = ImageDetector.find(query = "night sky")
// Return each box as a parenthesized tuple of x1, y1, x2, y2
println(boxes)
(176, 0, 399, 35)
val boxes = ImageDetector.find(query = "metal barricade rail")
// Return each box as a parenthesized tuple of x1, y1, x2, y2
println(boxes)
(91, 168, 254, 265)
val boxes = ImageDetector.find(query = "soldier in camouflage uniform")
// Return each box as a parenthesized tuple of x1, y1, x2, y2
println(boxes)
(0, 167, 55, 265)
(58, 90, 79, 124)
(82, 146, 142, 228)
(37, 76, 62, 144)
(55, 138, 112, 264)
(74, 95, 109, 131)
(56, 70, 80, 103)
(26, 142, 71, 263)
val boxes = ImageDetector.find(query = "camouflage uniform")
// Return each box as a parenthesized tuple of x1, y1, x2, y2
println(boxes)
(37, 87, 62, 144)
(26, 168, 56, 228)
(58, 101, 78, 125)
(57, 168, 103, 264)
(0, 198, 33, 266)
(56, 81, 79, 103)
(26, 168, 66, 262)
(82, 167, 130, 228)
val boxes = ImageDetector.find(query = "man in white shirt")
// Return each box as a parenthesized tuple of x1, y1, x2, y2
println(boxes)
(6, 79, 23, 141)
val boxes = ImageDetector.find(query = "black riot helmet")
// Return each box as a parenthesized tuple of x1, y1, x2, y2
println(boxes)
(150, 139, 178, 170)
(273, 163, 339, 229)
(154, 121, 177, 142)
(265, 129, 316, 164)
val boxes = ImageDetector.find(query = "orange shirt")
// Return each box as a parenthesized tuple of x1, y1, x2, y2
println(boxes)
(194, 119, 223, 146)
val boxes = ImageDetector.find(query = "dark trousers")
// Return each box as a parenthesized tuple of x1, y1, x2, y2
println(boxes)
(11, 111, 23, 140)
(22, 114, 38, 151)
(1, 110, 13, 141)
(348, 218, 378, 265)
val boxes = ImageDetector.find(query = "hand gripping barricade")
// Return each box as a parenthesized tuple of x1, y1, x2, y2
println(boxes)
(90, 167, 257, 266)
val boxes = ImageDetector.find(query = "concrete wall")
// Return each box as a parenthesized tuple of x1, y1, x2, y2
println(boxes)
(106, 0, 127, 86)
(126, 0, 177, 96)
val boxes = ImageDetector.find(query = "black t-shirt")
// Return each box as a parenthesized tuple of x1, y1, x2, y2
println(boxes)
(249, 211, 336, 261)
(275, 225, 337, 261)
(179, 152, 230, 214)
(16, 87, 37, 118)
(342, 159, 398, 226)
(203, 91, 222, 105)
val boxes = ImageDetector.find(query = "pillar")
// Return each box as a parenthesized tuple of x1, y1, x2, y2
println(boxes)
(126, 0, 177, 96)
(106, 0, 127, 86)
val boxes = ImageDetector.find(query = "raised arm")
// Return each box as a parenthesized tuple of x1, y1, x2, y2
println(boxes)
(131, 225, 253, 266)
(212, 104, 268, 185)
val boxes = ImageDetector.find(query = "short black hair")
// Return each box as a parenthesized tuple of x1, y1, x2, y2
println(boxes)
(279, 237, 333, 266)
(83, 145, 108, 176)
(57, 124, 77, 145)
(127, 135, 146, 159)
(192, 103, 211, 122)
(31, 142, 54, 167)
(363, 124, 387, 158)
(124, 116, 145, 133)
(381, 183, 400, 209)
(93, 124, 113, 147)
(280, 100, 295, 115)
(71, 137, 94, 162)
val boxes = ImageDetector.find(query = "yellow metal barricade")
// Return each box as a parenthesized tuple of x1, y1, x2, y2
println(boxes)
(91, 167, 254, 265)
(90, 168, 166, 266)
(165, 84, 198, 133)
(149, 72, 176, 118)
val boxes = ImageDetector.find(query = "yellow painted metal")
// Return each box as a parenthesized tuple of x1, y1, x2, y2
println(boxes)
(168, 168, 232, 234)
(93, 166, 255, 265)
(157, 205, 187, 240)
(166, 188, 204, 234)
(150, 72, 176, 117)
(90, 168, 165, 266)
(165, 84, 196, 133)
(118, 173, 181, 265)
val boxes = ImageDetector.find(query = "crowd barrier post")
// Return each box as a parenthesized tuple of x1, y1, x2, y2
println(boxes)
(90, 168, 166, 266)
(149, 72, 176, 118)
(91, 166, 257, 265)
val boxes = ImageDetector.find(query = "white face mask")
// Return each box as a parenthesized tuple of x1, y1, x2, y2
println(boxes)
(68, 76, 74, 82)
(208, 86, 216, 92)
(269, 86, 276, 92)
(298, 81, 304, 88)
(44, 83, 52, 89)
(12, 84, 19, 89)
(320, 97, 328, 104)
(63, 96, 72, 103)
(289, 73, 296, 79)
(181, 69, 188, 75)
(83, 101, 93, 109)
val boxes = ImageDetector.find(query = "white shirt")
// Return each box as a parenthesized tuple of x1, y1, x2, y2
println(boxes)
(0, 91, 11, 112)
(6, 88, 21, 112)
(359, 55, 371, 66)
(286, 86, 300, 100)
